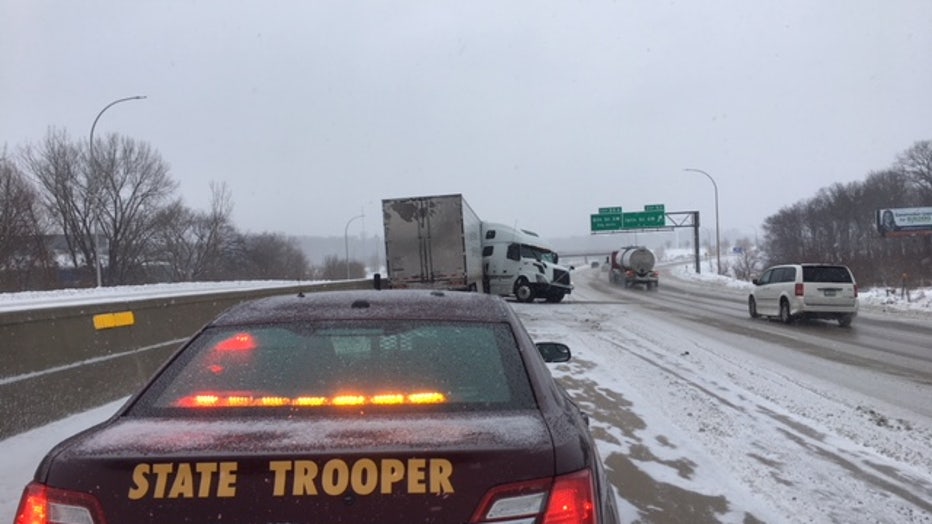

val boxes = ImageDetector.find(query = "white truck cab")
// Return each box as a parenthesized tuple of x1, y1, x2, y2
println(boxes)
(481, 222, 573, 303)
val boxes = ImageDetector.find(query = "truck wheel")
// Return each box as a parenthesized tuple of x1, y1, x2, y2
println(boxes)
(514, 279, 535, 303)
(748, 296, 759, 318)
(838, 314, 853, 327)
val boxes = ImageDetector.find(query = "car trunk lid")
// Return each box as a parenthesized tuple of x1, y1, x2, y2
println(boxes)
(43, 411, 555, 524)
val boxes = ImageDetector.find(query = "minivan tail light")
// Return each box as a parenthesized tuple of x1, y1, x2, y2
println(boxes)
(795, 283, 804, 296)
(15, 482, 106, 524)
(470, 469, 596, 524)
(854, 284, 859, 297)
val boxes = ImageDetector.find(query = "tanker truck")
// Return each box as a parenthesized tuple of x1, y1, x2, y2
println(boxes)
(610, 246, 659, 290)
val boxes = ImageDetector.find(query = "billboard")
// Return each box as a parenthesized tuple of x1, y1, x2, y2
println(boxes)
(876, 207, 932, 237)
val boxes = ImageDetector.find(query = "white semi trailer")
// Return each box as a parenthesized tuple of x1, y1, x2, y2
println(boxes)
(381, 194, 572, 302)
(381, 194, 485, 292)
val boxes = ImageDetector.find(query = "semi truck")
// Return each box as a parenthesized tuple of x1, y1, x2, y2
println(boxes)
(481, 222, 573, 303)
(382, 194, 485, 292)
(610, 246, 659, 290)
(381, 194, 572, 302)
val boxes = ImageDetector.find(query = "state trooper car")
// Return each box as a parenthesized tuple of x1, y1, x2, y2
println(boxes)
(16, 289, 619, 524)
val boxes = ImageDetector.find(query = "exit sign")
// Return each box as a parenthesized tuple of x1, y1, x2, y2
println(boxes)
(591, 213, 623, 231)
(591, 204, 667, 232)
(622, 211, 665, 229)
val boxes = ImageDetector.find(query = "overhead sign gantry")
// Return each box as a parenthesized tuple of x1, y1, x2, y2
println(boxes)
(590, 204, 667, 232)
(589, 204, 705, 273)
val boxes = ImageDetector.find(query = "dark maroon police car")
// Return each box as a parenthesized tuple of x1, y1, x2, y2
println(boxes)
(16, 289, 619, 524)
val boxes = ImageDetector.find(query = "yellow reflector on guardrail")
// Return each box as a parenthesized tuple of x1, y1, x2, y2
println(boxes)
(93, 311, 136, 330)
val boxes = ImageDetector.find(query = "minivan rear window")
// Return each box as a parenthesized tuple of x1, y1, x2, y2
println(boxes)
(802, 266, 853, 283)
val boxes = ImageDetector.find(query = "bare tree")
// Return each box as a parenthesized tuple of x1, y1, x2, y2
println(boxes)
(731, 238, 763, 281)
(761, 141, 932, 287)
(220, 232, 312, 280)
(23, 129, 179, 286)
(317, 255, 365, 280)
(93, 134, 177, 284)
(147, 200, 197, 281)
(21, 129, 96, 280)
(896, 140, 932, 198)
(762, 202, 808, 264)
(148, 182, 236, 281)
(0, 153, 55, 290)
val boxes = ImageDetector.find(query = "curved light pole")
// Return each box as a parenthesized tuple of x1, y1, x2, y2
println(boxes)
(684, 168, 720, 274)
(344, 213, 365, 279)
(89, 95, 146, 287)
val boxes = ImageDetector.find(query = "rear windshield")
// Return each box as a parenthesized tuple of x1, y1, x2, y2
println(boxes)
(131, 320, 536, 415)
(802, 266, 853, 283)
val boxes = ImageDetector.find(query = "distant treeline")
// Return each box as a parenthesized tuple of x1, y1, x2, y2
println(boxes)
(0, 130, 367, 292)
(3, 130, 930, 291)
(762, 140, 932, 287)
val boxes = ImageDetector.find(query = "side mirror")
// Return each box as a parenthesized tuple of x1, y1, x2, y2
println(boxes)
(536, 342, 571, 363)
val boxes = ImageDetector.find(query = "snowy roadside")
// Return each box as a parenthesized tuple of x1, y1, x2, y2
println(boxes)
(1, 269, 930, 522)
(657, 254, 932, 319)
(516, 283, 932, 523)
(0, 280, 314, 313)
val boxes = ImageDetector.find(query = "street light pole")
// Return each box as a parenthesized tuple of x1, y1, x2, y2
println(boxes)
(89, 95, 146, 287)
(685, 168, 721, 274)
(344, 213, 365, 279)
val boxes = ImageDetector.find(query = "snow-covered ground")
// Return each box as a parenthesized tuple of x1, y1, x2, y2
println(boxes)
(520, 283, 931, 523)
(664, 258, 932, 316)
(1, 263, 930, 522)
(0, 280, 314, 313)
(3, 256, 927, 314)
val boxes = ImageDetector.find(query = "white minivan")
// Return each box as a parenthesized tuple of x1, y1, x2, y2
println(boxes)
(748, 263, 859, 327)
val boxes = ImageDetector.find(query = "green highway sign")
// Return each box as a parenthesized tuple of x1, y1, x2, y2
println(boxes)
(591, 204, 667, 232)
(622, 211, 666, 229)
(591, 213, 623, 231)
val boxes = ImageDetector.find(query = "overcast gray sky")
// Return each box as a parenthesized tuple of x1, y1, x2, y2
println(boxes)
(3, 1, 931, 241)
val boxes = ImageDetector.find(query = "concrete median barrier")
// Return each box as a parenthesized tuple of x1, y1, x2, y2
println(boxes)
(0, 279, 373, 439)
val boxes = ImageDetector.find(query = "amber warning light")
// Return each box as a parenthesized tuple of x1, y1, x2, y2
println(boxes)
(176, 391, 447, 408)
